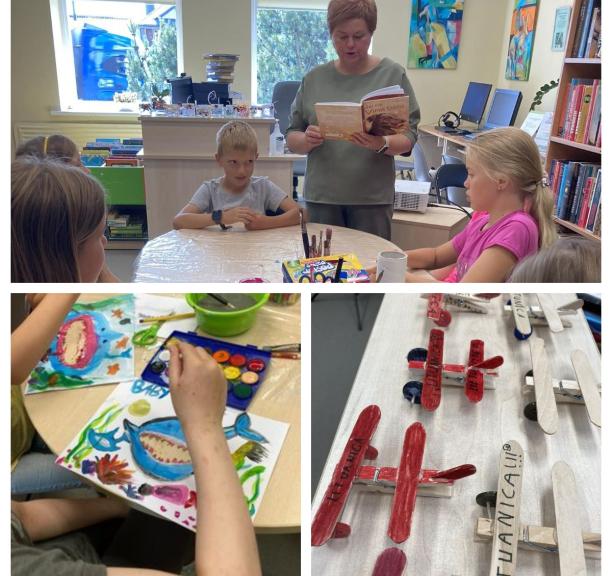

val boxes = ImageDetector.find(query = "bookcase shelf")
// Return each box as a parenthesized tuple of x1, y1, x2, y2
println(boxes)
(545, 0, 601, 240)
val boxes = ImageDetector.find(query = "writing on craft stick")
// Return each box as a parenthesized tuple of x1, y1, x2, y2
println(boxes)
(493, 443, 523, 573)
(327, 439, 363, 502)
(512, 294, 529, 319)
(131, 379, 170, 399)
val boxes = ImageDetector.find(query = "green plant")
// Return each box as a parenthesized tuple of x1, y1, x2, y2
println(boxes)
(126, 20, 177, 102)
(530, 79, 559, 111)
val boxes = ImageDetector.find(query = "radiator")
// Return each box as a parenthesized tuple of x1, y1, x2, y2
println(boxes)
(13, 122, 143, 151)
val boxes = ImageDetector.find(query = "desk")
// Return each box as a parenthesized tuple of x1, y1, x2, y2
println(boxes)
(23, 294, 301, 533)
(133, 223, 402, 283)
(391, 206, 470, 250)
(312, 294, 600, 574)
(419, 123, 472, 157)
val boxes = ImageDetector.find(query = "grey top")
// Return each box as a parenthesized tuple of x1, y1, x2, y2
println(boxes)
(287, 57, 420, 205)
(11, 512, 105, 576)
(188, 176, 287, 213)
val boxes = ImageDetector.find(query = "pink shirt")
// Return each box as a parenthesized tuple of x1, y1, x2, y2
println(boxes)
(449, 210, 539, 281)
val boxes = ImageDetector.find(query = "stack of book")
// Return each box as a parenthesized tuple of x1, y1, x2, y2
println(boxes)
(80, 138, 143, 167)
(571, 0, 601, 59)
(556, 78, 601, 147)
(107, 211, 146, 239)
(549, 160, 601, 234)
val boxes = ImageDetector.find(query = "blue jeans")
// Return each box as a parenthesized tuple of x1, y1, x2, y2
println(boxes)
(11, 435, 85, 496)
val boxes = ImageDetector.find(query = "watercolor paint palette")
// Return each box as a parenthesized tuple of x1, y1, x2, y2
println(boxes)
(141, 330, 271, 410)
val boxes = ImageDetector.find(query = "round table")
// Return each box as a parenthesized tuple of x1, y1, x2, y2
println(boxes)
(23, 294, 301, 533)
(133, 222, 402, 282)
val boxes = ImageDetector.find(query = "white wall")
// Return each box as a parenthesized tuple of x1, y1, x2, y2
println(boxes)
(11, 0, 567, 144)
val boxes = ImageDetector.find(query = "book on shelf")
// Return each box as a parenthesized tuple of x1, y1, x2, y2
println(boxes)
(557, 78, 601, 145)
(584, 7, 601, 58)
(572, 0, 600, 58)
(549, 159, 600, 231)
(315, 85, 409, 141)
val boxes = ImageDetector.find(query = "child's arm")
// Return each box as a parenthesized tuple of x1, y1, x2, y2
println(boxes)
(12, 497, 128, 542)
(174, 204, 257, 230)
(12, 294, 79, 386)
(405, 241, 458, 271)
(245, 197, 301, 231)
(168, 340, 262, 576)
(459, 246, 517, 283)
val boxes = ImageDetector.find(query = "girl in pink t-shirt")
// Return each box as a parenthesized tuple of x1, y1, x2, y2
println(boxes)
(404, 127, 557, 282)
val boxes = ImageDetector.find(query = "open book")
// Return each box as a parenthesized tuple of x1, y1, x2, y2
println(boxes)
(315, 85, 410, 141)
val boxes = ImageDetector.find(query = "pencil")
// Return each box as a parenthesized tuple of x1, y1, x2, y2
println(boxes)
(139, 312, 196, 324)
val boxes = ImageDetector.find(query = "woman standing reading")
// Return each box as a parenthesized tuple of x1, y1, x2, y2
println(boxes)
(286, 0, 420, 240)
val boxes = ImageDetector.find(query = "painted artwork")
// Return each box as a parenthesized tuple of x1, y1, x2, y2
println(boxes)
(26, 295, 135, 394)
(56, 379, 289, 530)
(407, 0, 464, 70)
(505, 0, 539, 81)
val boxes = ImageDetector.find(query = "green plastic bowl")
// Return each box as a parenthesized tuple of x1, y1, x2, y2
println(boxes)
(185, 293, 269, 336)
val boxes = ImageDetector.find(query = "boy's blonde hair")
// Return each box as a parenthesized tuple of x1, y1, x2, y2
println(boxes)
(216, 121, 258, 157)
(12, 157, 106, 283)
(510, 236, 600, 282)
(328, 0, 377, 34)
(16, 134, 78, 163)
(466, 127, 558, 249)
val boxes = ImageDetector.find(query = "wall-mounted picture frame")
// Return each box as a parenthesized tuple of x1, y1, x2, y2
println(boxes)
(552, 6, 572, 51)
(505, 0, 539, 81)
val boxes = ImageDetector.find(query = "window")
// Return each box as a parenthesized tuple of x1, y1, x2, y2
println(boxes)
(255, 4, 334, 104)
(50, 0, 179, 112)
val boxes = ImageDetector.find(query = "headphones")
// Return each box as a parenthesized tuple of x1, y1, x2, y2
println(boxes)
(438, 111, 460, 129)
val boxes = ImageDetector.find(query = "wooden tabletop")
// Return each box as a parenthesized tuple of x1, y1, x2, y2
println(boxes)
(312, 294, 600, 574)
(23, 294, 301, 533)
(134, 222, 402, 283)
(419, 123, 474, 149)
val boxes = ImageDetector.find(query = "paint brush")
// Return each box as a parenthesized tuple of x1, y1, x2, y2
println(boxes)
(139, 312, 196, 324)
(319, 230, 323, 257)
(311, 234, 317, 257)
(325, 228, 332, 255)
(208, 293, 237, 309)
(333, 257, 344, 283)
(375, 270, 385, 283)
(299, 210, 310, 258)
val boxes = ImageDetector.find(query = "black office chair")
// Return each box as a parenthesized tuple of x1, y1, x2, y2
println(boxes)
(272, 81, 305, 200)
(433, 163, 468, 206)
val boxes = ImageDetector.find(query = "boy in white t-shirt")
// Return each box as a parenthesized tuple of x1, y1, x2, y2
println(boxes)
(173, 120, 301, 230)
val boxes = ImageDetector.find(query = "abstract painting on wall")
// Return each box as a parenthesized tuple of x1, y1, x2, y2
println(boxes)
(505, 0, 539, 81)
(407, 0, 464, 70)
(26, 295, 135, 394)
(56, 379, 289, 530)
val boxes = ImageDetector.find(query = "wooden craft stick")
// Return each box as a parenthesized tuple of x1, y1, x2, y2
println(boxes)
(538, 294, 564, 332)
(570, 349, 601, 427)
(530, 337, 559, 434)
(552, 461, 588, 575)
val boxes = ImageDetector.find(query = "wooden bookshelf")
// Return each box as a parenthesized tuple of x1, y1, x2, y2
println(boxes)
(546, 0, 601, 241)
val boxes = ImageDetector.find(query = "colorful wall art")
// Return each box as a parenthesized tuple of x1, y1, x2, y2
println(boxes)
(56, 379, 289, 531)
(407, 0, 464, 70)
(26, 295, 135, 394)
(505, 0, 539, 81)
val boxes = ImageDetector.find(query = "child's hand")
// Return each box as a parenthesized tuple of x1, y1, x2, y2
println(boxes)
(244, 214, 265, 230)
(223, 207, 257, 225)
(167, 340, 227, 433)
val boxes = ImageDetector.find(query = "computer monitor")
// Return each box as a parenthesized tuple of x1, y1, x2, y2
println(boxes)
(483, 89, 523, 129)
(459, 82, 492, 125)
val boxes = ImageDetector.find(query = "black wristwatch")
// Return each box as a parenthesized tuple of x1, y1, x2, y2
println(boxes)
(376, 136, 390, 154)
(212, 210, 230, 230)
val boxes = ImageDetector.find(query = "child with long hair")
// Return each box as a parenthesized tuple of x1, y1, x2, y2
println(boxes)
(16, 134, 85, 169)
(403, 127, 557, 282)
(11, 157, 118, 282)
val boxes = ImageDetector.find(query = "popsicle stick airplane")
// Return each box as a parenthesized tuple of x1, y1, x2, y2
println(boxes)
(423, 293, 490, 327)
(311, 405, 476, 546)
(505, 294, 583, 340)
(404, 329, 504, 410)
(371, 548, 406, 576)
(475, 442, 600, 575)
(522, 337, 601, 434)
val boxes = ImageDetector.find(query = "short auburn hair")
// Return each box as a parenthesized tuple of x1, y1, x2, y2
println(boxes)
(327, 0, 377, 34)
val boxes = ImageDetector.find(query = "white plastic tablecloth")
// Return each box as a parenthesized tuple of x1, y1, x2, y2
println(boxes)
(312, 293, 600, 575)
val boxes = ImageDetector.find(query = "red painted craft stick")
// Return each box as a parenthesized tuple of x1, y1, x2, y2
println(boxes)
(427, 294, 451, 327)
(468, 339, 484, 366)
(388, 422, 426, 543)
(471, 355, 504, 370)
(421, 329, 444, 411)
(372, 547, 407, 576)
(311, 405, 382, 546)
(430, 464, 476, 481)
(465, 368, 484, 402)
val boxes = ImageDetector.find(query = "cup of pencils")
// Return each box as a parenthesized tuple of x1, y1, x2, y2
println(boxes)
(185, 293, 269, 336)
(269, 294, 300, 306)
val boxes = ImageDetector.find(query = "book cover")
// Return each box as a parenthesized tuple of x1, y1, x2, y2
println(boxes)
(587, 83, 601, 145)
(574, 85, 593, 143)
(577, 176, 594, 228)
(583, 79, 599, 143)
(571, 0, 589, 57)
(586, 169, 601, 230)
(316, 86, 409, 141)
(577, 0, 596, 57)
(585, 7, 601, 58)
(561, 162, 580, 220)
(568, 83, 586, 140)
